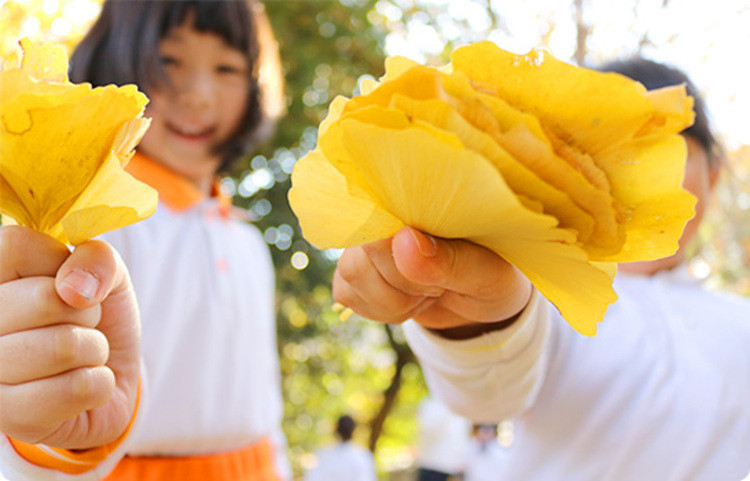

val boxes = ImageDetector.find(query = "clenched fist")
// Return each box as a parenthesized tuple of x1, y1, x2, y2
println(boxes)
(0, 226, 140, 450)
(334, 227, 532, 339)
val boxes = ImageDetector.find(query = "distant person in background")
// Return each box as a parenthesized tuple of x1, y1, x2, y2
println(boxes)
(462, 424, 508, 481)
(415, 395, 472, 481)
(304, 415, 376, 481)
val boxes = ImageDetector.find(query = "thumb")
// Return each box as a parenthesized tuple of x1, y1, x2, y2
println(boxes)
(55, 240, 127, 311)
(392, 226, 530, 300)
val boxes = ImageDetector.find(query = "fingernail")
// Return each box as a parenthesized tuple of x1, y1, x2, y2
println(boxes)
(407, 227, 437, 257)
(61, 268, 99, 301)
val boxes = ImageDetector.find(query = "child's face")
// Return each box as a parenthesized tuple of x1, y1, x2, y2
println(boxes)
(138, 16, 250, 190)
(620, 136, 717, 275)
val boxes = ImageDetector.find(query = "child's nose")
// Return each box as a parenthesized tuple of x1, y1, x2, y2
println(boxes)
(175, 71, 215, 110)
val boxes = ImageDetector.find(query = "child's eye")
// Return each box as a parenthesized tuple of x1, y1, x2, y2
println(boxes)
(216, 64, 243, 75)
(161, 56, 180, 67)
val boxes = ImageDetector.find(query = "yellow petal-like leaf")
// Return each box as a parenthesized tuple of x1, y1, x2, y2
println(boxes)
(19, 38, 68, 83)
(1, 85, 147, 227)
(372, 97, 596, 240)
(333, 121, 616, 334)
(0, 39, 156, 244)
(291, 42, 696, 336)
(451, 41, 655, 155)
(382, 56, 422, 83)
(594, 134, 696, 262)
(637, 85, 695, 138)
(0, 173, 32, 227)
(288, 150, 404, 248)
(61, 153, 158, 245)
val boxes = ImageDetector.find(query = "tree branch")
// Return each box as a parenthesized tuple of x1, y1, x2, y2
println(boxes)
(367, 325, 416, 451)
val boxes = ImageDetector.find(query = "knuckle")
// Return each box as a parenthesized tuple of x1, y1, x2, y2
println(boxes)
(473, 281, 501, 301)
(71, 368, 95, 402)
(0, 225, 25, 252)
(53, 326, 81, 367)
(32, 279, 61, 318)
(90, 329, 110, 365)
(336, 251, 368, 285)
(393, 296, 421, 319)
(332, 282, 356, 307)
(438, 243, 459, 286)
(70, 367, 114, 407)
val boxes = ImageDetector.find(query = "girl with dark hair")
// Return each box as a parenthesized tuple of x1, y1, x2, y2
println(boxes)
(332, 59, 750, 479)
(0, 1, 288, 480)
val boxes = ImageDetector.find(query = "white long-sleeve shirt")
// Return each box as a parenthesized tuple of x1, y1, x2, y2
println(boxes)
(304, 442, 376, 481)
(405, 268, 750, 480)
(1, 155, 290, 480)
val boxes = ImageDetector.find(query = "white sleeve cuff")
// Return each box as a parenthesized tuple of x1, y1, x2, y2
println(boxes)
(403, 288, 552, 422)
(0, 359, 148, 481)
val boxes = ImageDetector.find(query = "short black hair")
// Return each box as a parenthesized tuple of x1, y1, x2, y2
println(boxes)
(70, 0, 270, 171)
(336, 415, 356, 442)
(599, 58, 721, 166)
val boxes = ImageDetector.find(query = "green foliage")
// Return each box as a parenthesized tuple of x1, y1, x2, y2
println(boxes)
(225, 1, 428, 476)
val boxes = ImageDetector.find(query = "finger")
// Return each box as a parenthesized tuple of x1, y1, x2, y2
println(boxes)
(0, 226, 70, 283)
(0, 366, 115, 440)
(0, 325, 109, 384)
(360, 240, 443, 297)
(55, 240, 128, 310)
(337, 248, 428, 317)
(392, 227, 531, 301)
(412, 302, 476, 330)
(0, 276, 101, 336)
(333, 270, 434, 324)
(437, 288, 533, 324)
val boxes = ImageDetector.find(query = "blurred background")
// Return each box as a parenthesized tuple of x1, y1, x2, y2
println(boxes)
(2, 0, 748, 478)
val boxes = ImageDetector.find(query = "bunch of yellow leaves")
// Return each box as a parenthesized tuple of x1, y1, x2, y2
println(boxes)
(0, 39, 157, 246)
(289, 41, 696, 335)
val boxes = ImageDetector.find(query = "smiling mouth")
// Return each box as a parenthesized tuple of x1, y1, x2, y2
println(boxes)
(166, 122, 216, 142)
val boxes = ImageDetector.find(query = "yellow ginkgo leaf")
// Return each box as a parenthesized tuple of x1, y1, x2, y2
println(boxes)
(19, 37, 68, 83)
(290, 42, 696, 336)
(437, 70, 624, 254)
(451, 41, 655, 155)
(291, 120, 616, 334)
(638, 85, 695, 138)
(0, 39, 157, 245)
(374, 97, 596, 241)
(499, 124, 624, 258)
(381, 56, 422, 83)
(288, 149, 404, 247)
(61, 149, 162, 245)
(594, 133, 696, 262)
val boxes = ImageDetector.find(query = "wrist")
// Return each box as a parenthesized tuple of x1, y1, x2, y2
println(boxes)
(428, 311, 523, 340)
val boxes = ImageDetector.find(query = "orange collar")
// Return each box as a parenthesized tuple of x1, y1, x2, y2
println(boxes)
(126, 152, 231, 215)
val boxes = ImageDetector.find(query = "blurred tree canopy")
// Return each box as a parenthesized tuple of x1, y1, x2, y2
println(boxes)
(2, 0, 748, 478)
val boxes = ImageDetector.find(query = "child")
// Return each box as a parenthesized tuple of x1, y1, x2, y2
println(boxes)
(331, 59, 750, 479)
(0, 1, 289, 480)
(303, 415, 376, 481)
(462, 424, 507, 481)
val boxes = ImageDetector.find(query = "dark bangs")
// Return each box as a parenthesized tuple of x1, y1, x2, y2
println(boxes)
(157, 1, 254, 86)
(70, 0, 263, 170)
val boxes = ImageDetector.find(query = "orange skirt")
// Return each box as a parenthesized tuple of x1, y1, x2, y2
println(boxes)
(104, 439, 281, 481)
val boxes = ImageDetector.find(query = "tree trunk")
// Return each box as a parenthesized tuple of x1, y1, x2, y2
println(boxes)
(368, 325, 416, 452)
(574, 0, 589, 65)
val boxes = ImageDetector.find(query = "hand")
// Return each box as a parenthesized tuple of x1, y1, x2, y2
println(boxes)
(0, 226, 141, 449)
(333, 227, 532, 338)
